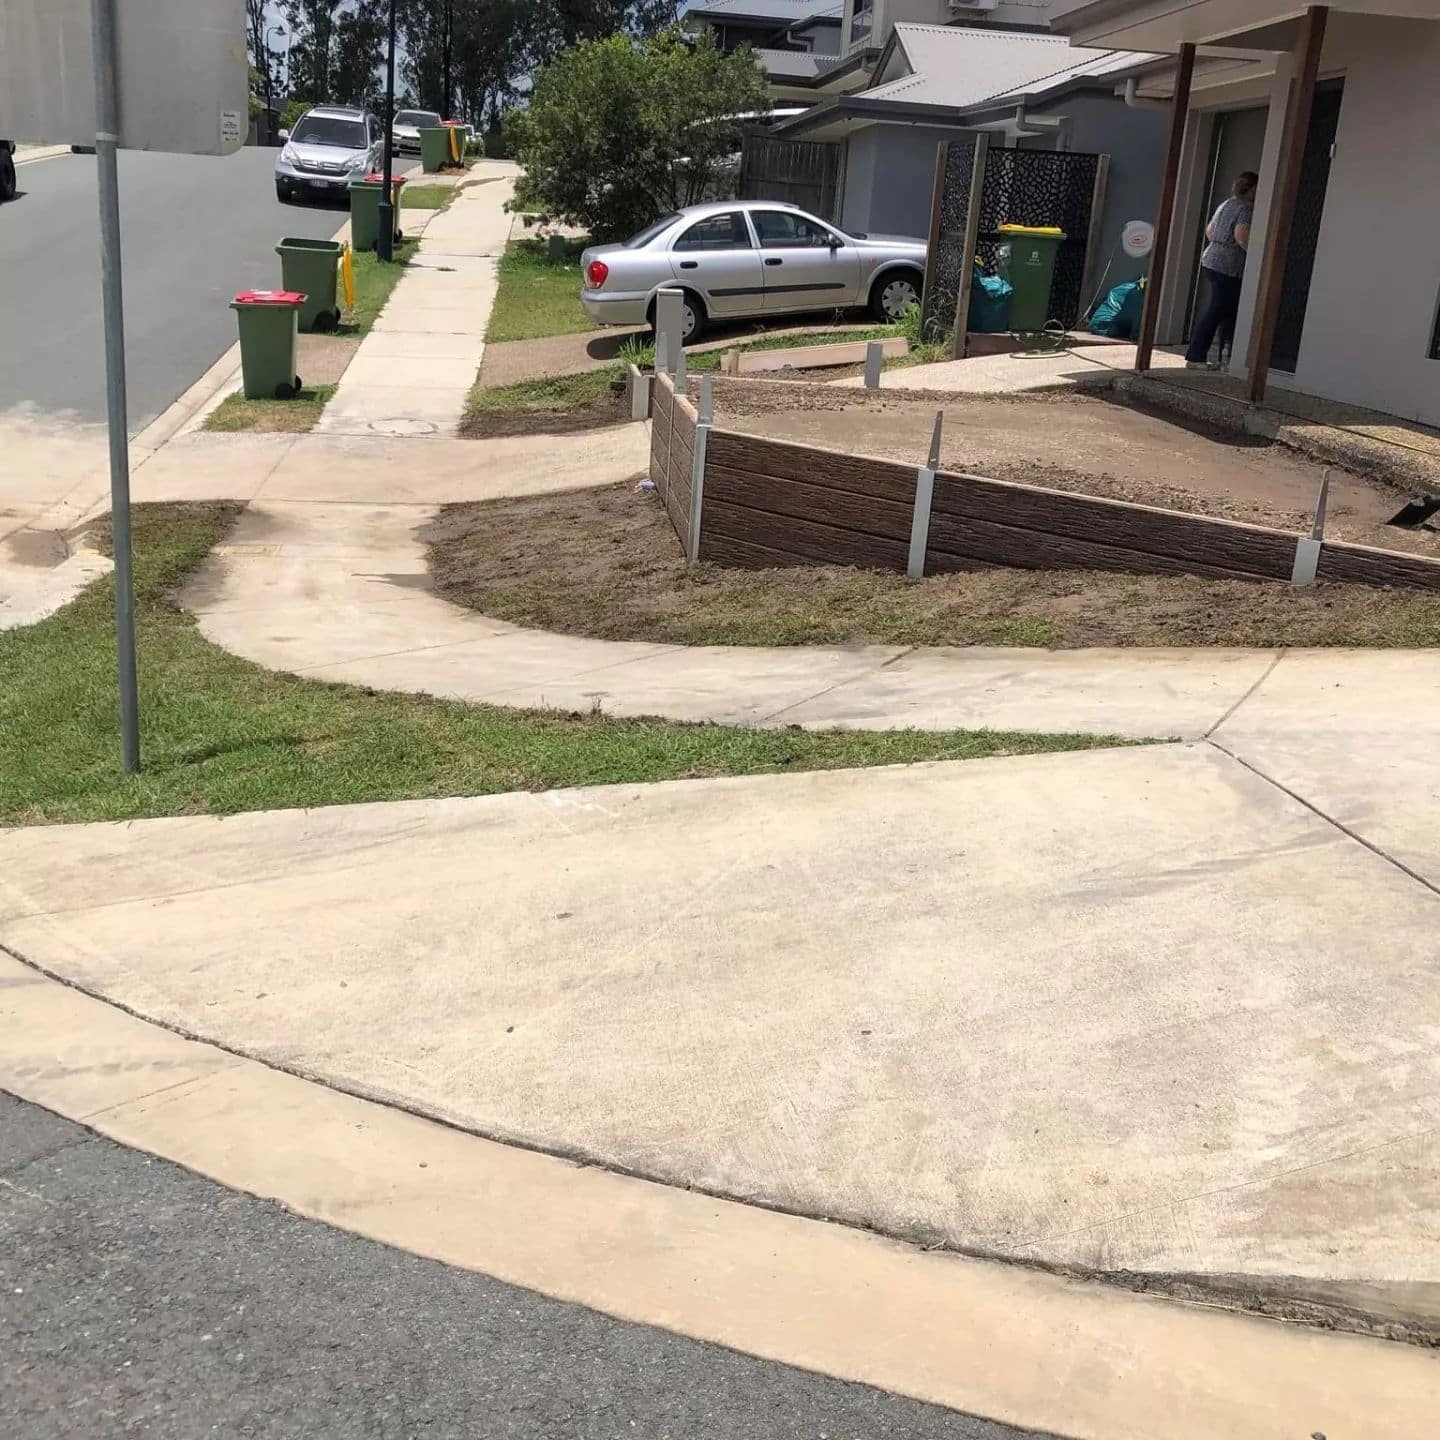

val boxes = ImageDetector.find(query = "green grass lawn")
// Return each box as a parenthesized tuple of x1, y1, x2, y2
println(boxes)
(0, 505, 1119, 826)
(466, 367, 619, 421)
(485, 236, 592, 343)
(203, 383, 336, 434)
(464, 325, 905, 428)
(339, 237, 419, 336)
(400, 184, 453, 211)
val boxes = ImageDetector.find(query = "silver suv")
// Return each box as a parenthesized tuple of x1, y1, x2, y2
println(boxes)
(275, 105, 383, 204)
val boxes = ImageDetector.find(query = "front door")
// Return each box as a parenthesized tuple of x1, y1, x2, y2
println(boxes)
(1272, 79, 1345, 373)
(749, 209, 862, 315)
(669, 210, 764, 319)
(1185, 105, 1269, 341)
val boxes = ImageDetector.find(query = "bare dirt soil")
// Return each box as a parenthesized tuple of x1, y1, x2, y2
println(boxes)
(716, 385, 1440, 559)
(297, 334, 362, 386)
(423, 482, 1440, 650)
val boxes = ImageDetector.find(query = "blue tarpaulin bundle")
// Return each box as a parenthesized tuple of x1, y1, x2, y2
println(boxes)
(967, 269, 1013, 333)
(1089, 278, 1146, 339)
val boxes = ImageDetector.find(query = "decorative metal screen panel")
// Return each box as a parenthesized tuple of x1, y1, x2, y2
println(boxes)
(919, 134, 980, 342)
(974, 148, 1101, 331)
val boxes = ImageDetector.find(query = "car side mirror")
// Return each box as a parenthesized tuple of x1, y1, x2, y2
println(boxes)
(827, 235, 842, 250)
(278, 129, 290, 143)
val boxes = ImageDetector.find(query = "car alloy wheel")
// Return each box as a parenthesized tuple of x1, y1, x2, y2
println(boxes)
(879, 275, 919, 322)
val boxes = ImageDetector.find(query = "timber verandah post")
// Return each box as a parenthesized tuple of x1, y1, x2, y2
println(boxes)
(1246, 5, 1330, 404)
(1135, 42, 1197, 373)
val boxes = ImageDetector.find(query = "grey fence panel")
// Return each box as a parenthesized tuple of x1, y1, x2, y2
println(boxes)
(738, 132, 840, 220)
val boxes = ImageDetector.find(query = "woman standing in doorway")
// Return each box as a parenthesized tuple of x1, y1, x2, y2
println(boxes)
(1186, 170, 1258, 369)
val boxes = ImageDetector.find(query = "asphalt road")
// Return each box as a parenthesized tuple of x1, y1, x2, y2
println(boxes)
(0, 1092, 1047, 1440)
(0, 147, 344, 431)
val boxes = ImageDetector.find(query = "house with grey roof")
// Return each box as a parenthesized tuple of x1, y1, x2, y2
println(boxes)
(682, 0, 848, 104)
(768, 16, 1165, 280)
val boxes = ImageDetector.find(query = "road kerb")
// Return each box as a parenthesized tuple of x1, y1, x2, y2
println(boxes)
(1, 950, 1435, 1440)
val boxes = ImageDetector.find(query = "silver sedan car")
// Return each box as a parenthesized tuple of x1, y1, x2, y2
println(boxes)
(580, 201, 927, 342)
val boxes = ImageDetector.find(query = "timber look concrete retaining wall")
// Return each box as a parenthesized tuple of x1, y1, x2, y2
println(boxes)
(649, 373, 697, 554)
(645, 379, 1440, 591)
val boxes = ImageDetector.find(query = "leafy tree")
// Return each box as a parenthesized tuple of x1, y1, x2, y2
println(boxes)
(509, 32, 767, 241)
(395, 0, 679, 128)
(283, 0, 343, 103)
(331, 0, 389, 106)
(246, 1, 284, 106)
(282, 96, 315, 132)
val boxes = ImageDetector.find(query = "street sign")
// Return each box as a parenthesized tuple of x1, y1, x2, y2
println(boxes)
(0, 0, 248, 155)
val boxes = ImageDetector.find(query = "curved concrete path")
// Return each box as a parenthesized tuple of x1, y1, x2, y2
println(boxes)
(187, 495, 1288, 739)
(182, 493, 1440, 890)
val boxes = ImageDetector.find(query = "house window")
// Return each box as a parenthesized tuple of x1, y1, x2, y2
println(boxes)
(848, 0, 873, 49)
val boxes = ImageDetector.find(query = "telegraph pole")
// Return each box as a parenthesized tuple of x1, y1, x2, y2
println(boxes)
(378, 0, 397, 262)
(442, 0, 454, 120)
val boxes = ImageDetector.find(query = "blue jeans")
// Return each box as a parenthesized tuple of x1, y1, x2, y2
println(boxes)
(1187, 267, 1243, 363)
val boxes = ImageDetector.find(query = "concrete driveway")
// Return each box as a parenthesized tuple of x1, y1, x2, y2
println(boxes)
(5, 742, 1438, 1339)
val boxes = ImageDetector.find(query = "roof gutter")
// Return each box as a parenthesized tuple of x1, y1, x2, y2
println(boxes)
(1049, 0, 1164, 39)
(774, 95, 984, 137)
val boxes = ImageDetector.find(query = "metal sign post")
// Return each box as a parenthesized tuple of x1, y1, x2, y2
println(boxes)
(90, 0, 139, 772)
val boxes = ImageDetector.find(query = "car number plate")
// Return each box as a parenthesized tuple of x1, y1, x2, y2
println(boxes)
(308, 178, 333, 189)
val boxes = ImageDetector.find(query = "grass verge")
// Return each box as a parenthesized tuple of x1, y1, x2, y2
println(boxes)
(424, 482, 1440, 650)
(203, 383, 336, 434)
(462, 325, 905, 437)
(400, 184, 453, 211)
(485, 236, 591, 343)
(0, 504, 1119, 826)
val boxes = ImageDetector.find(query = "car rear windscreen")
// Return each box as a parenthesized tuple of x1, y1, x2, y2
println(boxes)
(625, 214, 681, 247)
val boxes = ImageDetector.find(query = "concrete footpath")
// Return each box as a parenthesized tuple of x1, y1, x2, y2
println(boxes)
(318, 164, 517, 437)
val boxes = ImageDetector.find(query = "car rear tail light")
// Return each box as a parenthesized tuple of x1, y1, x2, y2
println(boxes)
(586, 259, 609, 288)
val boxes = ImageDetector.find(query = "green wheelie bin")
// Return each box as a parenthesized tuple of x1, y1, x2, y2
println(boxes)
(276, 237, 344, 331)
(419, 125, 450, 173)
(997, 224, 1066, 332)
(230, 290, 304, 400)
(348, 172, 406, 252)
